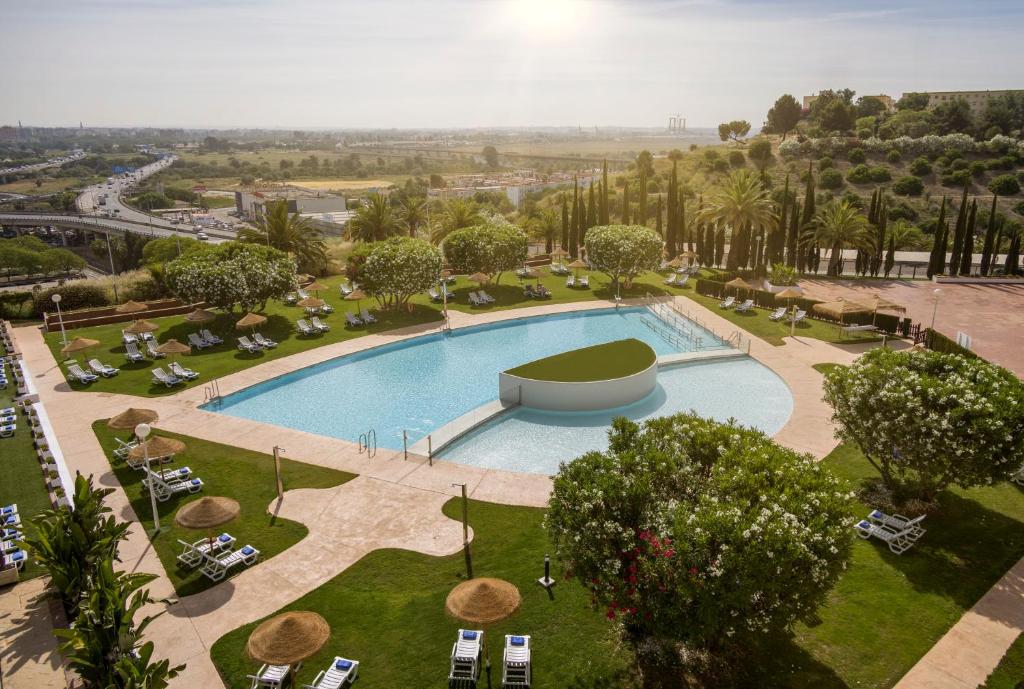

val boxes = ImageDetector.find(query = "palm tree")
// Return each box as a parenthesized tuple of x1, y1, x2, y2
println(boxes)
(348, 193, 398, 242)
(697, 169, 776, 270)
(809, 200, 874, 276)
(430, 198, 481, 244)
(238, 200, 327, 273)
(530, 208, 560, 254)
(397, 195, 428, 238)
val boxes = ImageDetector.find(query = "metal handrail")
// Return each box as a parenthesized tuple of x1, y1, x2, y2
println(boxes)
(358, 429, 377, 458)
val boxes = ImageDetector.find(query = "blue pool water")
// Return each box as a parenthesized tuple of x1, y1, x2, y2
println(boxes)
(212, 308, 714, 444)
(437, 358, 793, 474)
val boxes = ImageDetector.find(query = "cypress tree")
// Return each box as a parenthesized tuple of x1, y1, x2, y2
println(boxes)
(577, 187, 587, 253)
(1005, 230, 1021, 275)
(666, 161, 678, 257)
(960, 200, 977, 275)
(655, 195, 663, 238)
(638, 168, 648, 226)
(560, 194, 569, 251)
(704, 223, 714, 266)
(584, 182, 596, 245)
(599, 160, 610, 225)
(788, 199, 801, 269)
(938, 221, 950, 276)
(980, 194, 998, 275)
(621, 181, 630, 224)
(772, 175, 789, 267)
(695, 220, 705, 266)
(801, 162, 817, 273)
(714, 225, 726, 267)
(949, 184, 968, 275)
(993, 219, 1005, 268)
(874, 199, 887, 276)
(927, 197, 947, 279)
(569, 179, 580, 258)
(884, 229, 895, 278)
(684, 193, 694, 252)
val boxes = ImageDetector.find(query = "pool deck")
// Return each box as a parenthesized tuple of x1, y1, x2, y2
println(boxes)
(7, 295, 902, 688)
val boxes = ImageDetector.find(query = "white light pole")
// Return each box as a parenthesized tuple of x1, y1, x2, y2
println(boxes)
(51, 293, 67, 348)
(930, 288, 942, 330)
(136, 423, 160, 534)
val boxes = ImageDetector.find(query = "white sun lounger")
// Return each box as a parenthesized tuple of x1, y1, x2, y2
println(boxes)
(151, 367, 183, 387)
(201, 544, 259, 582)
(2, 549, 27, 571)
(145, 341, 165, 358)
(254, 333, 278, 349)
(201, 329, 223, 345)
(502, 634, 532, 688)
(478, 290, 496, 304)
(664, 274, 677, 285)
(579, 275, 590, 288)
(122, 330, 138, 345)
(791, 309, 807, 324)
(237, 336, 261, 353)
(247, 663, 290, 689)
(734, 299, 754, 313)
(428, 287, 442, 302)
(170, 362, 199, 381)
(176, 533, 235, 568)
(311, 316, 331, 332)
(0, 424, 15, 439)
(125, 342, 146, 363)
(768, 307, 787, 321)
(867, 510, 927, 541)
(142, 469, 203, 502)
(719, 296, 735, 309)
(296, 319, 317, 336)
(1012, 464, 1024, 487)
(468, 292, 484, 306)
(0, 513, 20, 528)
(854, 519, 917, 554)
(449, 629, 483, 685)
(565, 274, 575, 288)
(359, 307, 377, 324)
(188, 333, 212, 349)
(88, 359, 120, 377)
(302, 657, 360, 689)
(67, 363, 99, 384)
(345, 312, 363, 327)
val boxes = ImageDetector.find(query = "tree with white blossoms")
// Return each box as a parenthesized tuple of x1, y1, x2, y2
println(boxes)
(584, 224, 663, 292)
(165, 242, 295, 312)
(361, 236, 443, 311)
(442, 215, 527, 284)
(823, 349, 1024, 504)
(546, 414, 852, 683)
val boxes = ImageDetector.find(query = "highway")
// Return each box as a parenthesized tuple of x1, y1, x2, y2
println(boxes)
(0, 150, 86, 177)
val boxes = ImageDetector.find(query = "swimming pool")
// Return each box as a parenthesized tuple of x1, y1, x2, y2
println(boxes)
(436, 358, 793, 474)
(208, 307, 792, 473)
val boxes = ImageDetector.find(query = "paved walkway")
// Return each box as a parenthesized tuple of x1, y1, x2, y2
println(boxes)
(0, 578, 66, 689)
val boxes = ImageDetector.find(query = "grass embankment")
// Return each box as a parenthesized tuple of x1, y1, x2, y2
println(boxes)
(0, 356, 50, 580)
(210, 443, 1024, 688)
(812, 363, 845, 375)
(92, 421, 354, 597)
(45, 269, 876, 397)
(506, 338, 655, 382)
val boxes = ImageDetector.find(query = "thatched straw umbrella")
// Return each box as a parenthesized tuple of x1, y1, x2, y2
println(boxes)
(175, 496, 240, 550)
(107, 408, 158, 431)
(246, 611, 331, 668)
(115, 300, 149, 317)
(235, 313, 267, 334)
(446, 578, 522, 671)
(128, 436, 186, 463)
(344, 289, 367, 314)
(125, 319, 160, 336)
(855, 293, 906, 325)
(297, 296, 326, 310)
(567, 259, 588, 278)
(519, 267, 541, 285)
(305, 281, 327, 295)
(60, 337, 99, 363)
(154, 339, 191, 364)
(812, 300, 872, 338)
(725, 277, 752, 297)
(185, 308, 216, 324)
(468, 272, 490, 285)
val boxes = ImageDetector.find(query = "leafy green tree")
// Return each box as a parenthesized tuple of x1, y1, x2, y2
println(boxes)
(893, 175, 925, 196)
(583, 224, 662, 291)
(933, 97, 973, 134)
(746, 138, 773, 174)
(431, 198, 481, 245)
(717, 120, 751, 143)
(481, 145, 499, 168)
(442, 218, 527, 284)
(132, 191, 172, 211)
(547, 414, 853, 674)
(855, 96, 887, 118)
(21, 475, 130, 619)
(981, 176, 1022, 274)
(56, 561, 184, 689)
(635, 150, 655, 177)
(765, 94, 802, 140)
(239, 200, 327, 273)
(166, 242, 295, 311)
(896, 92, 931, 111)
(141, 236, 203, 265)
(824, 349, 1024, 504)
(819, 99, 855, 132)
(348, 193, 399, 243)
(42, 248, 86, 276)
(361, 237, 442, 310)
(810, 200, 874, 275)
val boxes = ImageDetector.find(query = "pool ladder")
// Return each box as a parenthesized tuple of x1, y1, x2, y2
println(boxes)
(359, 428, 377, 458)
(202, 379, 222, 407)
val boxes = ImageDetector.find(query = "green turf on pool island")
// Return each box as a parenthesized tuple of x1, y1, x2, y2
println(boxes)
(504, 338, 656, 383)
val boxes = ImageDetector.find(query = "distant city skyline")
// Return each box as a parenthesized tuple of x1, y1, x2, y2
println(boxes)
(2, 0, 1022, 130)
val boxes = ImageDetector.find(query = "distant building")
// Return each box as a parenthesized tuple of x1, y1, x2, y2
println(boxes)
(920, 89, 1024, 113)
(234, 190, 352, 236)
(427, 171, 596, 208)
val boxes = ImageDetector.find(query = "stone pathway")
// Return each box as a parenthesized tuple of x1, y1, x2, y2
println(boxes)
(0, 578, 66, 689)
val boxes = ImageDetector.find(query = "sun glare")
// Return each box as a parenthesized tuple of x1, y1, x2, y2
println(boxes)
(504, 0, 588, 38)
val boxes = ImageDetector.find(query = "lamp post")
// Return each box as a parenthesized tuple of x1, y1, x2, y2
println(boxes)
(451, 482, 472, 579)
(51, 293, 67, 348)
(930, 288, 942, 330)
(135, 423, 160, 534)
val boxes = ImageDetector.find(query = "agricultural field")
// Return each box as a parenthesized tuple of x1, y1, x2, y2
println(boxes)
(448, 132, 721, 159)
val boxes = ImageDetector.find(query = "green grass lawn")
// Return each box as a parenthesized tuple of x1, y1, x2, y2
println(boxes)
(1, 357, 52, 580)
(812, 363, 846, 376)
(91, 421, 355, 597)
(209, 443, 1024, 688)
(506, 338, 655, 382)
(210, 499, 635, 689)
(982, 632, 1024, 689)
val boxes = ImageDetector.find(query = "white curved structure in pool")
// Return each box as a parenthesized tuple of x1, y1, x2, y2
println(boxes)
(438, 358, 793, 474)
(209, 307, 792, 474)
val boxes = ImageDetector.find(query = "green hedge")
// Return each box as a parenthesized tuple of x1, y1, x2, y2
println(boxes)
(924, 328, 978, 358)
(32, 284, 111, 317)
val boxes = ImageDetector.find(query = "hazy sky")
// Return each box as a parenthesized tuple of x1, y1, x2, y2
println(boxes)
(2, 0, 1022, 129)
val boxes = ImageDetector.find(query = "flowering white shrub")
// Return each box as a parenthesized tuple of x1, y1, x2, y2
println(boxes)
(823, 349, 1024, 503)
(547, 414, 853, 651)
(987, 134, 1017, 154)
(362, 237, 442, 310)
(778, 140, 801, 159)
(862, 136, 888, 154)
(584, 224, 662, 290)
(165, 243, 295, 312)
(442, 220, 527, 284)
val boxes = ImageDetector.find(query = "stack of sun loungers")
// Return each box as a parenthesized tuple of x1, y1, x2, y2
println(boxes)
(449, 629, 484, 688)
(301, 656, 360, 688)
(855, 509, 927, 554)
(0, 404, 15, 439)
(0, 504, 28, 573)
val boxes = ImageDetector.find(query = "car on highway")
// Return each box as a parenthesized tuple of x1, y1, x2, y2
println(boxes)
(196, 232, 209, 241)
